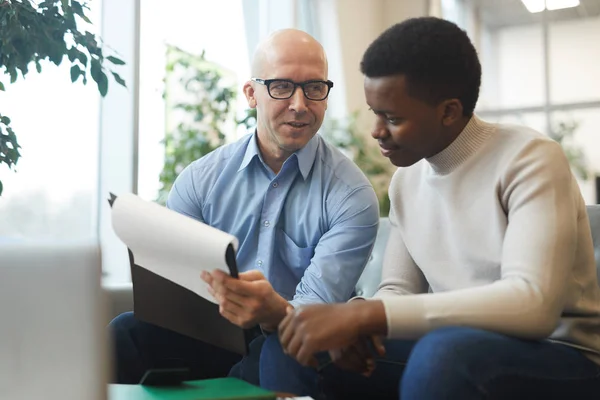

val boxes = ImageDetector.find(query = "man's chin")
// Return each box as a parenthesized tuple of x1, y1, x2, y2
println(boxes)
(279, 140, 306, 154)
(279, 133, 316, 152)
(389, 154, 421, 168)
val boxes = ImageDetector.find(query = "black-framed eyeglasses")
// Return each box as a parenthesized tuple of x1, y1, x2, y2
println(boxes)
(251, 78, 334, 101)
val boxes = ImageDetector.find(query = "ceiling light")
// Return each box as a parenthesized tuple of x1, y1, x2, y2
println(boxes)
(546, 0, 580, 11)
(522, 0, 545, 13)
(521, 0, 580, 13)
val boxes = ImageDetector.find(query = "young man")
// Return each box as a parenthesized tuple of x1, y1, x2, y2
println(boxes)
(108, 29, 379, 385)
(260, 17, 600, 399)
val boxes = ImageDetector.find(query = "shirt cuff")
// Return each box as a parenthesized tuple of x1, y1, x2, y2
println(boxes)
(288, 298, 319, 309)
(348, 296, 366, 302)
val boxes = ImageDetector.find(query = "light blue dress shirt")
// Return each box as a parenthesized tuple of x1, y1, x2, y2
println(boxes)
(166, 132, 379, 307)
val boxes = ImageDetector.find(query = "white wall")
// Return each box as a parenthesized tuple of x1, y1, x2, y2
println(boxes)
(478, 25, 500, 110)
(549, 17, 600, 104)
(496, 25, 546, 109)
(317, 0, 428, 134)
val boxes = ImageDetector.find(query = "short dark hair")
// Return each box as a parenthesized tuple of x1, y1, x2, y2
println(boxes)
(360, 17, 481, 116)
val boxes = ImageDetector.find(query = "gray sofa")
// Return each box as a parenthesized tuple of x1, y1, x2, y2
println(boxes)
(104, 205, 600, 322)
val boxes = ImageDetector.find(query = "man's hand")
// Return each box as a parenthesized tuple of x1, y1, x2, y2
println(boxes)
(329, 336, 386, 377)
(201, 269, 289, 330)
(278, 300, 387, 367)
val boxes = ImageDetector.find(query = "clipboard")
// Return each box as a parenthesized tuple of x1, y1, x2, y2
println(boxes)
(109, 193, 250, 355)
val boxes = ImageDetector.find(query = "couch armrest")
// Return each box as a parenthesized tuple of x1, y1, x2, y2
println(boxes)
(102, 281, 133, 325)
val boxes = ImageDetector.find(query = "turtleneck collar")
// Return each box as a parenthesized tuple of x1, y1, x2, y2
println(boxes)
(426, 114, 495, 175)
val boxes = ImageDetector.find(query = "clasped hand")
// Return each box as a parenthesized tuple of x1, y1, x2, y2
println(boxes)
(201, 269, 287, 330)
(278, 303, 385, 375)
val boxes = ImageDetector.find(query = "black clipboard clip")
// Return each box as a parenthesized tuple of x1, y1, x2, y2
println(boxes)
(108, 192, 117, 207)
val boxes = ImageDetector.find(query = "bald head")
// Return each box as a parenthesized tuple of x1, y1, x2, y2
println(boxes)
(251, 29, 328, 78)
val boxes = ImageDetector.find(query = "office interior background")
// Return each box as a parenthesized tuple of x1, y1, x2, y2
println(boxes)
(0, 0, 599, 283)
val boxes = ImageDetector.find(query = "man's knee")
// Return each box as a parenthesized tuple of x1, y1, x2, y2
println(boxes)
(400, 327, 497, 396)
(106, 312, 146, 384)
(108, 311, 136, 331)
(260, 334, 321, 396)
(409, 327, 496, 369)
(260, 334, 286, 370)
(107, 312, 140, 355)
(260, 334, 285, 387)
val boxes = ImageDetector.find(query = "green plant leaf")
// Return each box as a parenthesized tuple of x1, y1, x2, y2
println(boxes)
(71, 1, 83, 15)
(9, 69, 18, 83)
(96, 71, 108, 96)
(76, 50, 88, 66)
(0, 116, 11, 125)
(7, 127, 18, 142)
(70, 64, 82, 82)
(0, 82, 4, 91)
(111, 71, 126, 87)
(49, 46, 65, 66)
(71, 0, 91, 23)
(90, 58, 101, 79)
(91, 58, 109, 96)
(38, 0, 54, 9)
(107, 55, 125, 65)
(68, 47, 77, 62)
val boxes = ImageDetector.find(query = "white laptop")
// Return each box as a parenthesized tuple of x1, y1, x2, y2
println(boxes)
(0, 241, 109, 400)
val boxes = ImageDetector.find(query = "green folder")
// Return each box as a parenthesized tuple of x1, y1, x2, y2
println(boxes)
(109, 377, 277, 400)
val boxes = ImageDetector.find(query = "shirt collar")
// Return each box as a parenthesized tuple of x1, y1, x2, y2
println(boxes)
(238, 131, 261, 172)
(294, 133, 319, 180)
(238, 131, 320, 179)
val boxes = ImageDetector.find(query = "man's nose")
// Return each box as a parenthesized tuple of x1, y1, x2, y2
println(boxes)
(371, 118, 389, 139)
(288, 87, 308, 113)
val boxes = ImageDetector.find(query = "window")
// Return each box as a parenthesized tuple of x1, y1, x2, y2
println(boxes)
(446, 0, 600, 204)
(137, 0, 251, 203)
(0, 2, 102, 241)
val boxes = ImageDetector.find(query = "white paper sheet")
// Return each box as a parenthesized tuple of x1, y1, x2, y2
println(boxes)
(110, 193, 238, 303)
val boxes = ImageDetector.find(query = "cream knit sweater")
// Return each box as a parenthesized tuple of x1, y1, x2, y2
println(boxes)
(376, 115, 600, 364)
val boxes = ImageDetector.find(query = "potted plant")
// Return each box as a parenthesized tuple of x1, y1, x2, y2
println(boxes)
(157, 45, 255, 204)
(0, 0, 126, 195)
(321, 112, 396, 216)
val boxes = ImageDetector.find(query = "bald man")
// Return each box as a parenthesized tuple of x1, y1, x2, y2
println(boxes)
(108, 29, 379, 385)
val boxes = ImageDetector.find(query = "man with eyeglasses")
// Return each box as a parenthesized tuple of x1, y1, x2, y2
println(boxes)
(108, 29, 379, 386)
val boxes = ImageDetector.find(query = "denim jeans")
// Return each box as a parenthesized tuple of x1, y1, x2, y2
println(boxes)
(260, 326, 600, 399)
(108, 311, 265, 385)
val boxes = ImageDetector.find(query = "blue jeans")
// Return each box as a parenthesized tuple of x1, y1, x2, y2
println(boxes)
(108, 312, 264, 384)
(260, 327, 600, 399)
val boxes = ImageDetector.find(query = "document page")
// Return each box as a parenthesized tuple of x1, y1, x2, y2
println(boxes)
(111, 193, 238, 304)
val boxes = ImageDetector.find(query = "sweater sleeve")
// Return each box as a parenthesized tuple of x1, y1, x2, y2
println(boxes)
(380, 139, 578, 340)
(374, 177, 429, 298)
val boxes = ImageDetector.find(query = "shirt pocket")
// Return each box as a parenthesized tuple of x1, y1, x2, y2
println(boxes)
(277, 228, 316, 272)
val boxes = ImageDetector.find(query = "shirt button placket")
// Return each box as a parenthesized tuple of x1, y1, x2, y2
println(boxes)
(256, 179, 279, 277)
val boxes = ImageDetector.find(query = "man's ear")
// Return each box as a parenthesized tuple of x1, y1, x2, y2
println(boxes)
(440, 99, 463, 127)
(243, 81, 257, 109)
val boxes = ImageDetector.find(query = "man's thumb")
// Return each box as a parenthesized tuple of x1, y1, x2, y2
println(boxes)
(239, 270, 265, 281)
